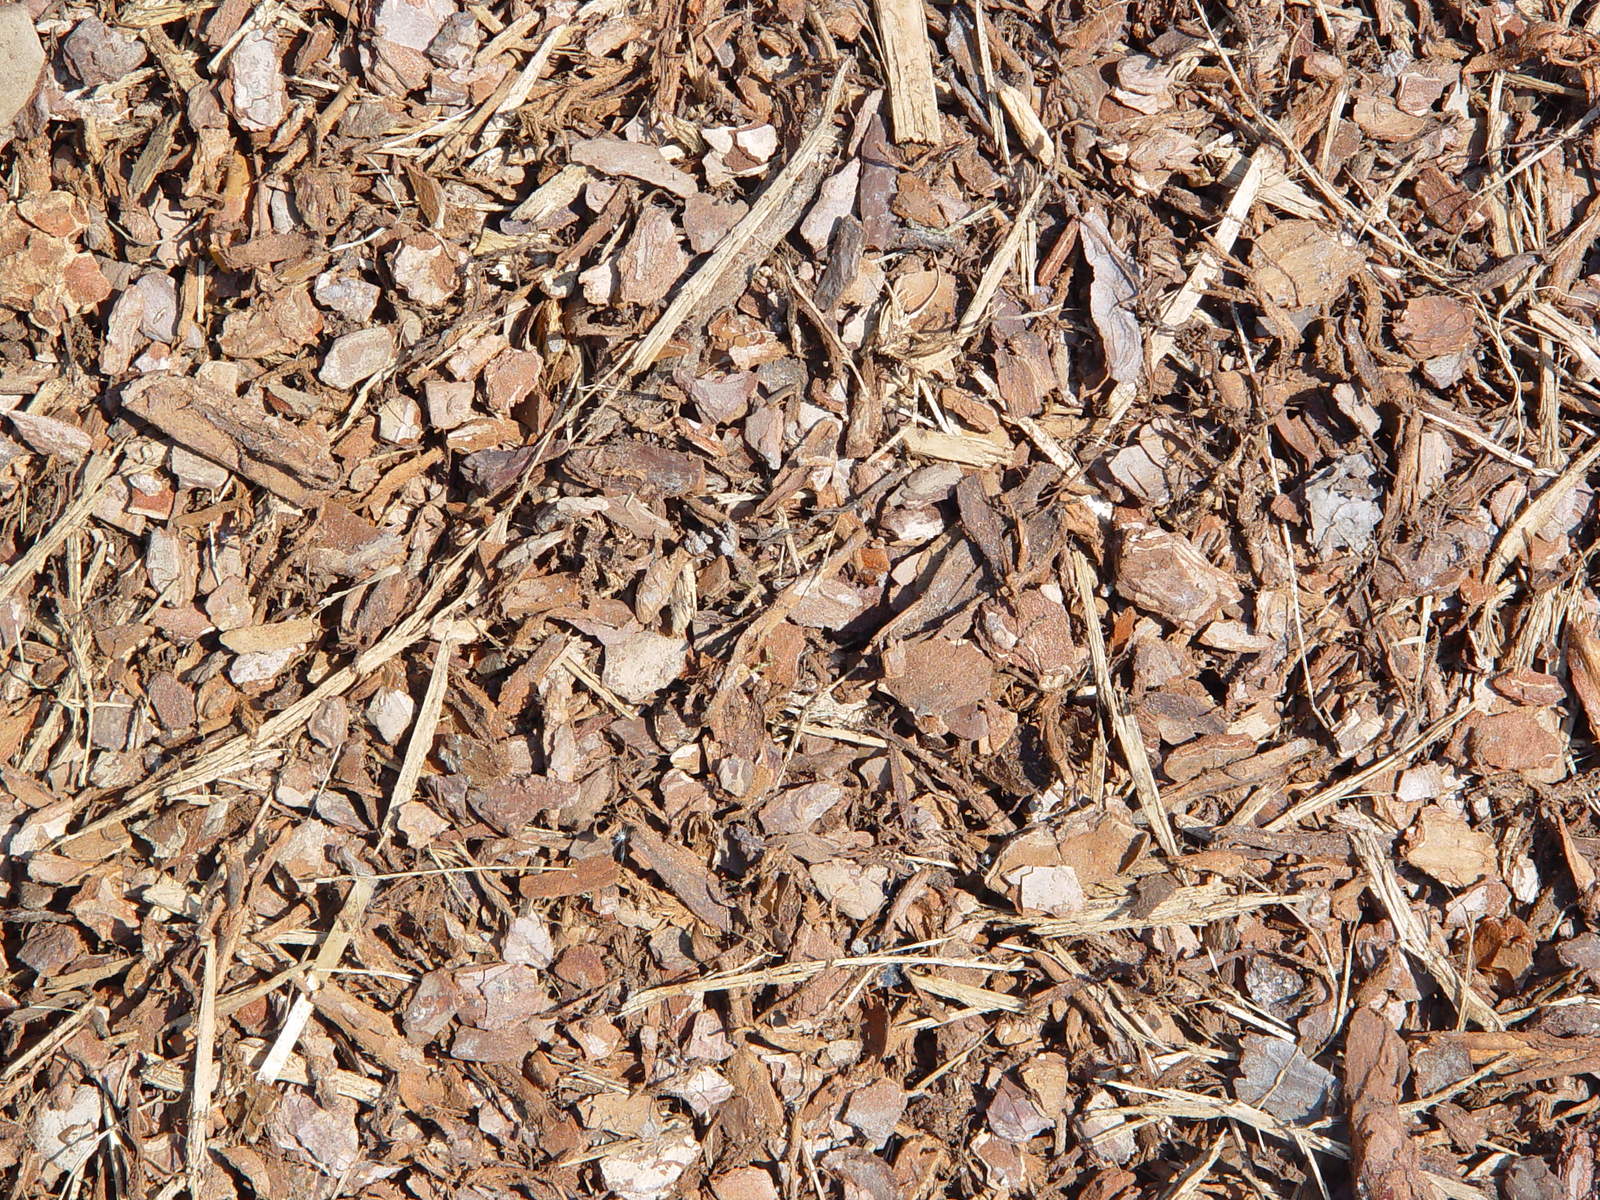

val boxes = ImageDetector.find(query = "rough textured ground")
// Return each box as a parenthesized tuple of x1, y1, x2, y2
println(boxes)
(1, 0, 1600, 1197)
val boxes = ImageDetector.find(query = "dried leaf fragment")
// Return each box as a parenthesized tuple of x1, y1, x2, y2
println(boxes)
(809, 859, 889, 920)
(31, 1083, 101, 1185)
(228, 27, 289, 132)
(800, 160, 861, 254)
(987, 1076, 1051, 1143)
(602, 629, 688, 703)
(391, 235, 460, 306)
(843, 1078, 907, 1147)
(320, 327, 397, 390)
(1306, 453, 1381, 556)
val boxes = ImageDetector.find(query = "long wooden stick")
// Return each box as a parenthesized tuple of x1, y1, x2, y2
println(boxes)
(873, 0, 940, 143)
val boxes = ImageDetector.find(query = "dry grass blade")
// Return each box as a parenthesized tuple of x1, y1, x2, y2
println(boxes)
(950, 176, 1046, 346)
(1017, 882, 1308, 938)
(905, 971, 1026, 1013)
(376, 627, 463, 852)
(184, 934, 219, 1198)
(0, 448, 120, 603)
(619, 951, 1024, 1017)
(1147, 146, 1268, 373)
(256, 872, 377, 1083)
(1069, 549, 1181, 858)
(1163, 1136, 1226, 1200)
(0, 1001, 97, 1107)
(1099, 1083, 1489, 1199)
(1482, 440, 1600, 585)
(63, 534, 487, 846)
(1264, 704, 1476, 831)
(1101, 1080, 1344, 1157)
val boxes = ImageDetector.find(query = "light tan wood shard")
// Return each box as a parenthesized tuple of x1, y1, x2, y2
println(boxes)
(996, 83, 1053, 164)
(873, 0, 941, 144)
(1209, 143, 1320, 218)
(217, 617, 322, 655)
(1151, 147, 1267, 367)
(902, 426, 1013, 467)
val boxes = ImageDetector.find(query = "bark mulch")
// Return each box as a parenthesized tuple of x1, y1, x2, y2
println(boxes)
(1, 0, 1599, 1197)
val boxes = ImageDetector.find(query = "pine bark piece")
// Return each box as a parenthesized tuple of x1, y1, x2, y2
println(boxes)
(1410, 1029, 1600, 1087)
(873, 0, 940, 143)
(627, 821, 735, 933)
(1345, 1008, 1422, 1200)
(571, 135, 698, 199)
(310, 980, 460, 1115)
(122, 375, 339, 506)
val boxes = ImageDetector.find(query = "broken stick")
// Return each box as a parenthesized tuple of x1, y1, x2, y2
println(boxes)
(873, 0, 940, 143)
(620, 61, 852, 378)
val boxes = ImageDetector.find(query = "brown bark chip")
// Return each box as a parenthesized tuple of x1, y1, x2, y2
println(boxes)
(1345, 1007, 1422, 1200)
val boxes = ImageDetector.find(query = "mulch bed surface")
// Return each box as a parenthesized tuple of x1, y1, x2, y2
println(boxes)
(1, 0, 1599, 1197)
